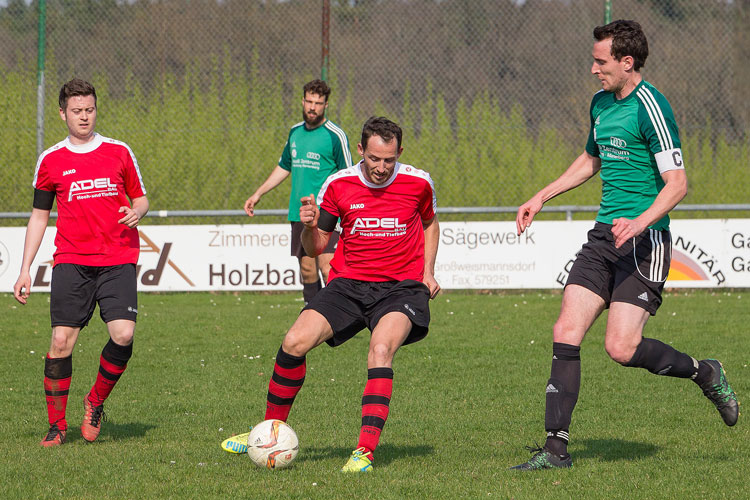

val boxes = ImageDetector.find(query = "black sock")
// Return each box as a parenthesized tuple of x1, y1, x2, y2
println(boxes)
(302, 280, 322, 305)
(544, 342, 580, 456)
(693, 361, 714, 386)
(624, 338, 698, 379)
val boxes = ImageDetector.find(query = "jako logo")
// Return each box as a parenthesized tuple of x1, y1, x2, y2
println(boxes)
(351, 217, 406, 235)
(350, 203, 364, 209)
(62, 169, 76, 176)
(68, 177, 117, 201)
(307, 152, 321, 160)
(610, 137, 627, 148)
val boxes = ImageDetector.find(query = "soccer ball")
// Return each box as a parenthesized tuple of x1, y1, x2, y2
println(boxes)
(246, 419, 299, 470)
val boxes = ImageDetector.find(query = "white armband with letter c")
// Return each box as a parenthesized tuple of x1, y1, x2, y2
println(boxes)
(655, 148, 684, 174)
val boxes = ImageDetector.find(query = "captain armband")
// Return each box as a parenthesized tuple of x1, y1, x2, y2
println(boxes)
(33, 189, 55, 210)
(655, 148, 684, 174)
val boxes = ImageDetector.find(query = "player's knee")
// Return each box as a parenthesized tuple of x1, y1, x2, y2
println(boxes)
(368, 342, 395, 365)
(552, 320, 579, 344)
(111, 330, 134, 346)
(50, 330, 73, 356)
(604, 339, 636, 365)
(282, 328, 313, 358)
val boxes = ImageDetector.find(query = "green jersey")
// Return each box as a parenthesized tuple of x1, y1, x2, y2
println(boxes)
(279, 120, 352, 221)
(585, 80, 684, 231)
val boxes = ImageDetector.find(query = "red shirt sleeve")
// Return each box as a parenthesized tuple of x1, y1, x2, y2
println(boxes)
(418, 176, 436, 221)
(122, 146, 146, 199)
(319, 180, 340, 218)
(33, 157, 54, 192)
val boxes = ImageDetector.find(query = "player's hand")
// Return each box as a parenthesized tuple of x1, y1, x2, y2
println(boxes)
(611, 217, 646, 249)
(423, 272, 441, 299)
(118, 206, 141, 228)
(13, 271, 31, 305)
(299, 194, 319, 228)
(516, 196, 543, 235)
(244, 193, 261, 217)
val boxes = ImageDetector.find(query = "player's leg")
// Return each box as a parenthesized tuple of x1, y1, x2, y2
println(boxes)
(544, 285, 605, 456)
(316, 230, 338, 283)
(362, 312, 411, 444)
(298, 255, 321, 304)
(609, 302, 739, 425)
(292, 221, 323, 304)
(42, 263, 96, 447)
(265, 309, 334, 422)
(316, 252, 334, 283)
(41, 325, 81, 447)
(343, 280, 431, 472)
(612, 229, 738, 426)
(82, 265, 138, 442)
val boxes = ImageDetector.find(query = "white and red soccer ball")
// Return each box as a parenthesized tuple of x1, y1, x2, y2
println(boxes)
(246, 419, 299, 470)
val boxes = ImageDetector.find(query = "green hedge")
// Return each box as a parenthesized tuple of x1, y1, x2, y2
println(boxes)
(2, 58, 747, 222)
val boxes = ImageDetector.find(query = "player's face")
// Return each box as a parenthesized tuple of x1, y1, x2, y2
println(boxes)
(591, 38, 632, 96)
(302, 92, 328, 128)
(60, 94, 97, 145)
(358, 135, 402, 185)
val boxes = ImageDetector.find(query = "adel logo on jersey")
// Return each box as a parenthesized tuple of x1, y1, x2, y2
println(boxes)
(68, 177, 118, 202)
(351, 217, 407, 237)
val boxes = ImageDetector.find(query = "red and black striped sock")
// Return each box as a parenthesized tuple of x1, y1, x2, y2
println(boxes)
(357, 367, 394, 457)
(87, 339, 133, 406)
(265, 346, 306, 422)
(44, 354, 73, 431)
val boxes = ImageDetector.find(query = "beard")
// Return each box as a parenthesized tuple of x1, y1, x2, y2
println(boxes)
(302, 109, 325, 127)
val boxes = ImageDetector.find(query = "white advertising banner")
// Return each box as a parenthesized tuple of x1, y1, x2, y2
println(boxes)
(1, 219, 749, 292)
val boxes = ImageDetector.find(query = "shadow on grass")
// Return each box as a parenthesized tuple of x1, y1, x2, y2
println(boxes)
(103, 422, 157, 441)
(574, 438, 659, 462)
(299, 443, 433, 466)
(47, 422, 156, 445)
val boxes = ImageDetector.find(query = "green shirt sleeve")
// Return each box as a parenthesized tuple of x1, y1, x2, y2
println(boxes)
(585, 92, 603, 157)
(637, 88, 681, 155)
(326, 122, 352, 171)
(279, 129, 293, 171)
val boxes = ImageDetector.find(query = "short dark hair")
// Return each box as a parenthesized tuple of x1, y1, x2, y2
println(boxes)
(361, 116, 402, 151)
(59, 78, 97, 110)
(593, 19, 648, 71)
(303, 79, 331, 102)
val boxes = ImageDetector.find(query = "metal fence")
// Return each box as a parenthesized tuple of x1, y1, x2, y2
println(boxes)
(1, 0, 747, 220)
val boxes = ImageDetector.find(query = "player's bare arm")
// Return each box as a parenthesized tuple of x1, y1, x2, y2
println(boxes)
(13, 208, 51, 305)
(299, 194, 331, 257)
(244, 166, 290, 216)
(422, 216, 441, 299)
(516, 152, 601, 235)
(611, 168, 687, 248)
(118, 195, 149, 228)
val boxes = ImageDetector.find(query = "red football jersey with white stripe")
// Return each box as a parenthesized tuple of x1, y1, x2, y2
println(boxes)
(33, 133, 147, 266)
(318, 161, 436, 282)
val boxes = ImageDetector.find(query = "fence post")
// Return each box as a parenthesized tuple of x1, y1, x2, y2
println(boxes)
(321, 0, 330, 82)
(36, 0, 47, 157)
(604, 0, 612, 24)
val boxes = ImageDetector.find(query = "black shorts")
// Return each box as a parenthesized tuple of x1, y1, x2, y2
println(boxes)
(290, 221, 338, 258)
(304, 278, 431, 347)
(566, 222, 671, 315)
(50, 263, 138, 328)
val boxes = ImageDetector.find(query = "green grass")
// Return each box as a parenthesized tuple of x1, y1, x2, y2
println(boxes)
(1, 290, 748, 499)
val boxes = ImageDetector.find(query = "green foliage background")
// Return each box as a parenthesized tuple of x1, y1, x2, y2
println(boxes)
(1, 58, 748, 221)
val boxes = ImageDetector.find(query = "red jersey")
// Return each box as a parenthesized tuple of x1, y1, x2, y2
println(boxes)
(318, 161, 436, 282)
(33, 133, 147, 266)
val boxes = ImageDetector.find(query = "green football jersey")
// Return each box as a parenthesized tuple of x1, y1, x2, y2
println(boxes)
(585, 81, 684, 231)
(279, 119, 352, 221)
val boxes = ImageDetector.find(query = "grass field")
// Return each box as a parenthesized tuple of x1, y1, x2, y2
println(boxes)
(1, 290, 747, 499)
